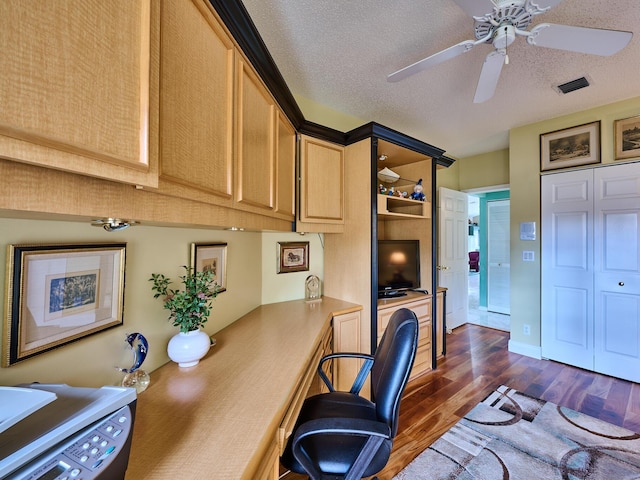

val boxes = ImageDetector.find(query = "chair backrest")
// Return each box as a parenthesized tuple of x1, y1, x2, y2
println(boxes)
(370, 308, 419, 437)
(469, 251, 479, 262)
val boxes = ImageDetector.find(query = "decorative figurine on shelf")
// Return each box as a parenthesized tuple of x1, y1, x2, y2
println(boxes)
(379, 184, 387, 194)
(410, 178, 425, 201)
(400, 191, 409, 198)
(115, 332, 150, 393)
(388, 186, 395, 196)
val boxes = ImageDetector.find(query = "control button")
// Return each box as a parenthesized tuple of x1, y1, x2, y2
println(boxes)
(100, 440, 108, 447)
(105, 425, 114, 433)
(70, 468, 81, 477)
(92, 459, 104, 469)
(82, 442, 90, 449)
(92, 435, 100, 442)
(113, 429, 122, 437)
(118, 416, 127, 423)
(80, 455, 89, 462)
(91, 447, 99, 455)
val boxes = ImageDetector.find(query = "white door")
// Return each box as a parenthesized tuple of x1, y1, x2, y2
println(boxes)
(438, 187, 468, 330)
(541, 163, 640, 383)
(487, 199, 510, 314)
(593, 163, 640, 382)
(541, 170, 594, 370)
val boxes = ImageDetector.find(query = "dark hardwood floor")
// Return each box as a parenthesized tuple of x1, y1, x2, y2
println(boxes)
(375, 324, 640, 479)
(283, 324, 640, 479)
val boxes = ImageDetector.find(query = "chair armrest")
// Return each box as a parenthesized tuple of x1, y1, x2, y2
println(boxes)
(292, 417, 391, 480)
(318, 353, 374, 394)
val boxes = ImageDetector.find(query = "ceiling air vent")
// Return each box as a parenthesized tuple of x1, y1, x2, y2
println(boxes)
(556, 76, 590, 94)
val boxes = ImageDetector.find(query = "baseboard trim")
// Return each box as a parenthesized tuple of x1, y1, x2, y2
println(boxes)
(508, 340, 542, 359)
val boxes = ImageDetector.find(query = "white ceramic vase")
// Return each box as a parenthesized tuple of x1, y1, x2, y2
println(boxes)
(167, 329, 210, 367)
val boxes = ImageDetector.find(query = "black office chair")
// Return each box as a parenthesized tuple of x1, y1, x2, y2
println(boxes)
(280, 308, 419, 480)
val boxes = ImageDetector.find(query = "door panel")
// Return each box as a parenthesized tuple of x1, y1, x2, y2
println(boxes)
(593, 164, 640, 382)
(487, 200, 510, 314)
(438, 187, 468, 330)
(541, 170, 594, 370)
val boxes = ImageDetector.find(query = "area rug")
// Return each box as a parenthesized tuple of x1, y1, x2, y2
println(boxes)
(394, 385, 640, 479)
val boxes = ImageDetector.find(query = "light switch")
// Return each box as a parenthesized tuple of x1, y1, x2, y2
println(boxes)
(522, 251, 535, 262)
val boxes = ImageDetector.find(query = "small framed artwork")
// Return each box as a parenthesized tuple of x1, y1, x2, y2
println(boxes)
(277, 242, 309, 274)
(3, 243, 126, 367)
(191, 243, 227, 292)
(614, 115, 640, 161)
(540, 121, 600, 171)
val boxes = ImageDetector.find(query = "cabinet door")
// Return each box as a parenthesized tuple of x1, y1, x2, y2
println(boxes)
(235, 56, 276, 213)
(0, 1, 157, 187)
(275, 112, 296, 219)
(333, 311, 361, 392)
(298, 135, 344, 225)
(158, 0, 234, 201)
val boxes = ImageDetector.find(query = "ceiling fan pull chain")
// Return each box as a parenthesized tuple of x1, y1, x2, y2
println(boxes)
(504, 26, 510, 65)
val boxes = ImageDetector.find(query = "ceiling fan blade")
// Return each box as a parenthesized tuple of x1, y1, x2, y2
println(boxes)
(451, 0, 496, 18)
(530, 0, 564, 9)
(528, 23, 633, 56)
(388, 40, 476, 82)
(474, 50, 505, 103)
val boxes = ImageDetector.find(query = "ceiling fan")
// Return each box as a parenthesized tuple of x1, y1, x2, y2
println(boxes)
(387, 0, 633, 103)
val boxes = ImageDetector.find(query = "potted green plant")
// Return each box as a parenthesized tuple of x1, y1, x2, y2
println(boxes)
(150, 266, 219, 367)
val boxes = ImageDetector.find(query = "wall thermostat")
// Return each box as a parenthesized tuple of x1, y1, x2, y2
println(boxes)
(520, 222, 536, 241)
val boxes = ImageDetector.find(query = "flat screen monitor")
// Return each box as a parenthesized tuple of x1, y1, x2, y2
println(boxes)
(377, 240, 420, 297)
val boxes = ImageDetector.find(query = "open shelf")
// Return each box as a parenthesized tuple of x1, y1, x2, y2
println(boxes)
(377, 194, 430, 219)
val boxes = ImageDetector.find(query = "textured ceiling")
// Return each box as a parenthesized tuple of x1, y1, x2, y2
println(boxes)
(240, 0, 639, 158)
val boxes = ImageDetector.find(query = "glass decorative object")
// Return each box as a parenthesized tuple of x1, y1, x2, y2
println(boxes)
(116, 332, 150, 393)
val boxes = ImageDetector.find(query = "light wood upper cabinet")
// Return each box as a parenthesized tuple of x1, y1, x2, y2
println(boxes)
(275, 112, 296, 218)
(234, 55, 295, 220)
(297, 135, 345, 231)
(0, 1, 157, 187)
(158, 0, 234, 202)
(235, 55, 275, 213)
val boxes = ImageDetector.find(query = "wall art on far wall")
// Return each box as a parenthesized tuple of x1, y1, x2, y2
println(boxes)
(277, 241, 309, 274)
(191, 242, 227, 292)
(614, 115, 640, 161)
(540, 121, 601, 171)
(3, 243, 126, 367)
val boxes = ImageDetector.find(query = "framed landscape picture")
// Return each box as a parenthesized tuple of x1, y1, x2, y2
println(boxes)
(3, 243, 126, 366)
(614, 115, 640, 160)
(191, 242, 227, 292)
(540, 121, 600, 171)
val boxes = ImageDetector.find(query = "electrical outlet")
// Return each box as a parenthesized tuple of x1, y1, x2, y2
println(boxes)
(523, 251, 535, 262)
(523, 324, 531, 336)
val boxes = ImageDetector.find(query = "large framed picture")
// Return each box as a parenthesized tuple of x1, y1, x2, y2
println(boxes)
(3, 243, 126, 367)
(540, 121, 601, 171)
(277, 242, 309, 274)
(614, 115, 640, 161)
(191, 243, 227, 292)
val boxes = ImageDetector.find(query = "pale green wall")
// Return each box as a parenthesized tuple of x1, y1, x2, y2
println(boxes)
(509, 96, 640, 353)
(294, 94, 366, 132)
(437, 149, 509, 191)
(0, 218, 322, 388)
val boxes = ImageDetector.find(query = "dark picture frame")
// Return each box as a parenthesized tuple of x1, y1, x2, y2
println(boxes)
(3, 243, 126, 367)
(540, 121, 601, 171)
(614, 115, 640, 161)
(277, 242, 309, 274)
(191, 242, 228, 292)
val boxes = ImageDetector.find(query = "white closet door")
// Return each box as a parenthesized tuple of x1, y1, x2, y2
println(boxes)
(593, 163, 640, 382)
(438, 187, 469, 330)
(487, 199, 510, 314)
(541, 169, 594, 370)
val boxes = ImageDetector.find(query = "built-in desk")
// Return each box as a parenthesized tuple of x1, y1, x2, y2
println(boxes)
(125, 297, 362, 480)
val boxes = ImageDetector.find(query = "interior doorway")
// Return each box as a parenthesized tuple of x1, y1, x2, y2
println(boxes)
(466, 188, 511, 332)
